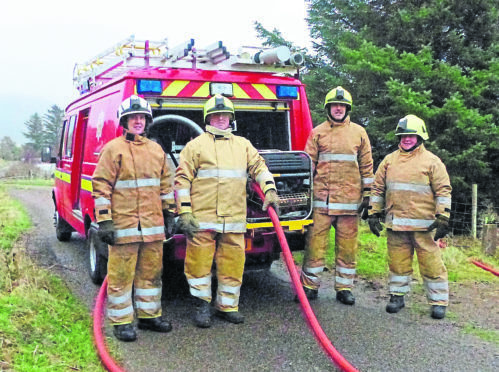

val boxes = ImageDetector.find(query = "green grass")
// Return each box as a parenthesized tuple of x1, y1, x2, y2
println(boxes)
(0, 178, 54, 187)
(0, 185, 105, 372)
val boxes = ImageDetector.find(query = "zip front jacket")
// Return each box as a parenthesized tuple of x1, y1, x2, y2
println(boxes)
(370, 144, 452, 231)
(306, 117, 374, 215)
(92, 133, 175, 244)
(175, 125, 276, 233)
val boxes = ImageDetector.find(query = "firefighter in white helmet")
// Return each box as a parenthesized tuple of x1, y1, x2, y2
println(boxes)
(175, 94, 279, 328)
(92, 95, 176, 341)
(368, 114, 452, 319)
(298, 86, 374, 305)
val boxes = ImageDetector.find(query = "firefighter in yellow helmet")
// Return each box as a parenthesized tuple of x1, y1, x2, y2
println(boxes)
(298, 86, 374, 305)
(368, 114, 452, 319)
(92, 95, 176, 341)
(175, 94, 279, 328)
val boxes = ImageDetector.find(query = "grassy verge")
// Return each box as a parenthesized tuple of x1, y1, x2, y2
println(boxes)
(0, 185, 105, 371)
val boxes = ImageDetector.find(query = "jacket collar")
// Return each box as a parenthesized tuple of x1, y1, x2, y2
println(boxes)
(206, 125, 233, 138)
(398, 143, 425, 156)
(124, 132, 146, 143)
(328, 116, 350, 127)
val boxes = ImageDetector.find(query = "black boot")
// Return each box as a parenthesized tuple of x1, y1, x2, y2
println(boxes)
(336, 290, 355, 305)
(113, 323, 137, 342)
(386, 295, 405, 313)
(215, 310, 245, 324)
(431, 305, 446, 319)
(138, 317, 172, 333)
(194, 300, 212, 328)
(294, 287, 319, 303)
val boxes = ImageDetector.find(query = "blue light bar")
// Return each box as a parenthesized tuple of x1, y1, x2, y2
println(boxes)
(276, 85, 298, 99)
(137, 80, 162, 94)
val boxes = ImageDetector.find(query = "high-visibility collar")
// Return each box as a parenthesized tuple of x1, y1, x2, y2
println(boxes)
(206, 125, 233, 138)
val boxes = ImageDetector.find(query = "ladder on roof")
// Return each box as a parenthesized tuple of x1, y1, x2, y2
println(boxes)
(72, 35, 304, 95)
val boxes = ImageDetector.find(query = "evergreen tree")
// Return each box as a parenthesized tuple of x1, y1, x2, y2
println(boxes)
(43, 105, 64, 153)
(23, 113, 45, 152)
(0, 136, 21, 160)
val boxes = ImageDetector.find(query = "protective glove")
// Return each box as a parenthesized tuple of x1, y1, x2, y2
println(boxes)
(97, 220, 116, 245)
(178, 212, 199, 240)
(368, 213, 383, 237)
(163, 210, 176, 236)
(262, 189, 280, 215)
(428, 214, 449, 241)
(357, 196, 370, 220)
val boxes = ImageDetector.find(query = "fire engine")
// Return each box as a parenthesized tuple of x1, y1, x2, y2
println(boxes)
(49, 36, 314, 284)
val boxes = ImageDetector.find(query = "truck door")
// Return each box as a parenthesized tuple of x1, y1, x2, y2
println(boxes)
(56, 115, 77, 218)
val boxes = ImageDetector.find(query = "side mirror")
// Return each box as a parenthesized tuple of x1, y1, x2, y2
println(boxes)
(41, 146, 56, 163)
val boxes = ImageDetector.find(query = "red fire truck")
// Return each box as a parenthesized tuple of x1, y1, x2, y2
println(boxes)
(50, 36, 314, 284)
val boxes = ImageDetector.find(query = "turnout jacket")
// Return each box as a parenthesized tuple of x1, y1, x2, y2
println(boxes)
(175, 125, 276, 233)
(369, 144, 452, 231)
(92, 133, 175, 244)
(306, 117, 374, 215)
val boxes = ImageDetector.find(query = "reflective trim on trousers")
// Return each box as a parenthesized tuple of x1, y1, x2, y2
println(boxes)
(392, 218, 434, 229)
(318, 153, 357, 162)
(304, 266, 324, 275)
(218, 295, 238, 307)
(116, 225, 164, 238)
(218, 284, 241, 295)
(390, 274, 411, 284)
(313, 201, 359, 210)
(197, 169, 246, 179)
(387, 182, 432, 194)
(107, 305, 134, 318)
(95, 197, 110, 206)
(426, 281, 449, 291)
(115, 178, 160, 189)
(135, 287, 161, 296)
(135, 301, 161, 311)
(187, 275, 212, 287)
(389, 285, 410, 294)
(335, 276, 353, 286)
(176, 188, 190, 197)
(362, 177, 374, 186)
(161, 192, 174, 200)
(107, 291, 132, 305)
(198, 221, 246, 232)
(302, 270, 321, 285)
(190, 287, 212, 298)
(426, 290, 449, 302)
(371, 196, 384, 203)
(337, 266, 356, 275)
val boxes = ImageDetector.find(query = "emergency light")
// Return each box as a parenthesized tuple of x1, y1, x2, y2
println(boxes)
(137, 80, 162, 94)
(276, 86, 298, 99)
(210, 83, 233, 97)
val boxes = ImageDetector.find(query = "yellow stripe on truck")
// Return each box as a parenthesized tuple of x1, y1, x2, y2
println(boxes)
(252, 83, 276, 99)
(246, 219, 313, 231)
(162, 80, 189, 96)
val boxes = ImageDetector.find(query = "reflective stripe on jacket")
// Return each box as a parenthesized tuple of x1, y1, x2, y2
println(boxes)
(175, 125, 276, 233)
(370, 144, 452, 231)
(92, 134, 174, 243)
(306, 117, 374, 215)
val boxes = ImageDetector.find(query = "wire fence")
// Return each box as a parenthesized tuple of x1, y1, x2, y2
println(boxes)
(451, 201, 499, 237)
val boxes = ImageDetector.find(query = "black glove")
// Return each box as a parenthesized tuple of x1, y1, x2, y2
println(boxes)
(368, 213, 383, 237)
(163, 210, 176, 236)
(262, 189, 280, 215)
(97, 220, 116, 245)
(428, 215, 449, 241)
(357, 196, 370, 220)
(178, 213, 199, 240)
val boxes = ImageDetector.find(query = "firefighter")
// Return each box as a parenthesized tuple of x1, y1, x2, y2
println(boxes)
(175, 94, 279, 328)
(298, 86, 374, 305)
(92, 95, 176, 341)
(368, 114, 452, 319)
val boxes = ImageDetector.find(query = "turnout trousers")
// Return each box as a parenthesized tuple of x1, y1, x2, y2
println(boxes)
(387, 230, 449, 306)
(185, 231, 245, 312)
(301, 211, 358, 291)
(107, 241, 163, 324)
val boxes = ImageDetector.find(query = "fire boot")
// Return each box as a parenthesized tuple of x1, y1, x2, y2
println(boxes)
(386, 295, 405, 313)
(138, 317, 173, 333)
(336, 290, 355, 305)
(431, 305, 446, 319)
(215, 310, 245, 324)
(294, 287, 318, 303)
(113, 323, 137, 342)
(194, 300, 212, 328)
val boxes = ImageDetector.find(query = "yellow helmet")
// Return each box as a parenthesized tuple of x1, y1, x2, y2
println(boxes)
(324, 86, 353, 111)
(395, 114, 429, 140)
(203, 94, 235, 123)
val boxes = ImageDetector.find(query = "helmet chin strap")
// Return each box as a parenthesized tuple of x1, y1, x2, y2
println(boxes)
(327, 107, 350, 123)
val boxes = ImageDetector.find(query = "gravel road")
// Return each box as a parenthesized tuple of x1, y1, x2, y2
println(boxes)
(10, 186, 498, 372)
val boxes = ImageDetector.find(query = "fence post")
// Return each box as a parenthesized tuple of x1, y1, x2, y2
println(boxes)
(471, 184, 477, 239)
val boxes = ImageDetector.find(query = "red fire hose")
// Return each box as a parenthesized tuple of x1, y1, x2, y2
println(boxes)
(471, 259, 499, 276)
(93, 276, 126, 372)
(253, 184, 358, 372)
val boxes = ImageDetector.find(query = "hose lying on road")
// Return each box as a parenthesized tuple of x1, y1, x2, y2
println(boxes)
(93, 276, 126, 372)
(471, 259, 499, 277)
(252, 183, 359, 372)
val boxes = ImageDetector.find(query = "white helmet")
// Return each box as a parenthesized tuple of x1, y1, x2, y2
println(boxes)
(117, 95, 153, 128)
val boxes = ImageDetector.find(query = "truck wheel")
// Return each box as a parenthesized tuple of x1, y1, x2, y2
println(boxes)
(55, 211, 72, 241)
(87, 227, 108, 285)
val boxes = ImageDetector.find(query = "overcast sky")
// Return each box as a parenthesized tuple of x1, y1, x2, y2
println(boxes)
(1, 0, 311, 145)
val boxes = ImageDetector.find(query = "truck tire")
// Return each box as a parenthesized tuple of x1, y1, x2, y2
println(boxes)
(55, 211, 72, 242)
(87, 227, 108, 285)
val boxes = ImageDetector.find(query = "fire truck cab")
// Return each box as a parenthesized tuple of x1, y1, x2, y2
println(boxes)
(52, 36, 314, 284)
